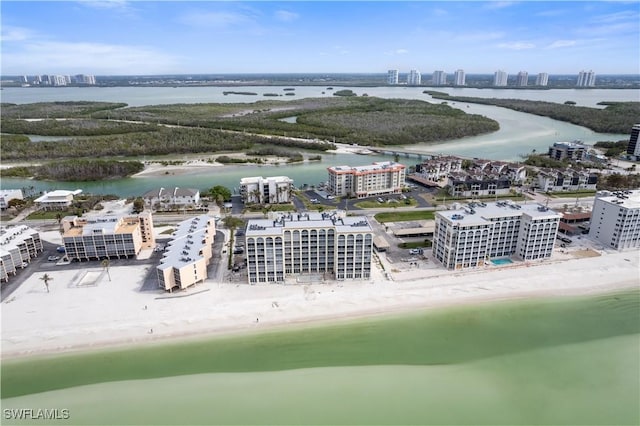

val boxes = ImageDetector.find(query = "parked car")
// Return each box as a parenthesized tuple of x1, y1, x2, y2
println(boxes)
(310, 198, 319, 204)
(47, 255, 60, 261)
(233, 247, 244, 254)
(408, 248, 423, 255)
(56, 246, 66, 253)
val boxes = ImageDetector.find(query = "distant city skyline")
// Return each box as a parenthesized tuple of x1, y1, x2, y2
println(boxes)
(1, 1, 638, 75)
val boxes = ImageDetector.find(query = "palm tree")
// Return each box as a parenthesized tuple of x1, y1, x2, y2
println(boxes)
(250, 189, 262, 205)
(40, 273, 53, 293)
(101, 259, 111, 282)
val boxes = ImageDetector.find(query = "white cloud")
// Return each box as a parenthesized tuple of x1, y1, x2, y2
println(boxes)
(455, 32, 505, 42)
(179, 11, 253, 28)
(591, 10, 639, 24)
(432, 8, 448, 17)
(497, 42, 535, 50)
(1, 26, 37, 42)
(2, 40, 180, 75)
(275, 10, 299, 22)
(484, 1, 517, 10)
(547, 40, 576, 49)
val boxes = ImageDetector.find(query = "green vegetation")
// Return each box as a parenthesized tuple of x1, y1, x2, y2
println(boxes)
(354, 198, 417, 209)
(548, 190, 597, 198)
(215, 155, 263, 164)
(207, 185, 232, 203)
(398, 240, 432, 249)
(523, 154, 570, 168)
(0, 101, 127, 118)
(333, 89, 357, 97)
(597, 173, 640, 190)
(1, 290, 637, 402)
(247, 146, 304, 162)
(427, 93, 639, 134)
(375, 209, 435, 223)
(1, 118, 158, 136)
(223, 91, 258, 96)
(1, 160, 144, 181)
(594, 140, 629, 157)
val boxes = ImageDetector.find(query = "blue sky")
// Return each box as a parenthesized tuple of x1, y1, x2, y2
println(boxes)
(1, 1, 639, 75)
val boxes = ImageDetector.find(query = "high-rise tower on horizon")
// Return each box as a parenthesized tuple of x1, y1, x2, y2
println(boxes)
(387, 69, 399, 85)
(432, 70, 447, 86)
(627, 124, 640, 160)
(516, 71, 528, 87)
(493, 70, 508, 87)
(576, 70, 596, 87)
(453, 69, 465, 86)
(407, 69, 421, 85)
(535, 72, 549, 86)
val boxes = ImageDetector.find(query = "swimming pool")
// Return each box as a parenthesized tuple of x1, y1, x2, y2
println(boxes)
(491, 258, 513, 265)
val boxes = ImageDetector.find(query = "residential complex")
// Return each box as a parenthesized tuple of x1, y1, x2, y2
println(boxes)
(432, 201, 560, 269)
(548, 141, 587, 161)
(61, 212, 155, 261)
(576, 70, 596, 87)
(0, 189, 23, 210)
(493, 70, 508, 86)
(34, 189, 82, 210)
(626, 124, 640, 160)
(535, 73, 549, 86)
(432, 70, 447, 86)
(157, 215, 216, 291)
(0, 226, 43, 283)
(328, 161, 406, 198)
(588, 190, 640, 250)
(245, 211, 373, 283)
(407, 69, 421, 85)
(453, 69, 466, 86)
(23, 74, 96, 86)
(387, 69, 399, 85)
(536, 169, 598, 192)
(240, 176, 293, 204)
(142, 187, 201, 210)
(516, 71, 528, 86)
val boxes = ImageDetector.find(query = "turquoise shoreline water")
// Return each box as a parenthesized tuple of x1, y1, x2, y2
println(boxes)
(2, 289, 639, 425)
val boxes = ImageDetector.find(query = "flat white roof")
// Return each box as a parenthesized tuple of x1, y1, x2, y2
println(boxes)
(438, 200, 560, 226)
(246, 211, 372, 237)
(158, 215, 214, 270)
(596, 190, 640, 210)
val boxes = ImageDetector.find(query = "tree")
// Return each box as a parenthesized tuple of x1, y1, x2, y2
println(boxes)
(7, 198, 27, 208)
(132, 197, 145, 213)
(208, 185, 231, 201)
(40, 273, 53, 293)
(101, 259, 111, 282)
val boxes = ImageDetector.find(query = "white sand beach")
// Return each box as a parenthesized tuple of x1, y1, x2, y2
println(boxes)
(2, 232, 638, 358)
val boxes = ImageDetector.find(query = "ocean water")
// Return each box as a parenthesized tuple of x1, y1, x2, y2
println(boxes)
(2, 290, 638, 425)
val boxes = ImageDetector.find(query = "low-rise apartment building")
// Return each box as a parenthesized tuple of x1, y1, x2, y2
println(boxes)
(141, 187, 200, 210)
(61, 212, 155, 261)
(432, 201, 560, 269)
(34, 189, 82, 210)
(0, 226, 43, 282)
(536, 169, 598, 192)
(588, 190, 640, 250)
(548, 141, 587, 161)
(157, 215, 215, 291)
(240, 176, 293, 204)
(245, 211, 373, 283)
(328, 161, 406, 198)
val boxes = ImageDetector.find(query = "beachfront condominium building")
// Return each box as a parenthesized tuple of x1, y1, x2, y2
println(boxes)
(626, 124, 640, 160)
(535, 72, 549, 86)
(157, 215, 215, 291)
(432, 70, 447, 86)
(34, 189, 83, 210)
(432, 201, 560, 269)
(576, 70, 596, 87)
(548, 141, 587, 161)
(245, 211, 373, 283)
(61, 212, 155, 261)
(536, 169, 598, 192)
(516, 71, 528, 86)
(0, 226, 43, 283)
(142, 187, 201, 210)
(240, 176, 293, 205)
(407, 69, 421, 85)
(493, 70, 508, 87)
(453, 69, 466, 86)
(328, 161, 406, 198)
(387, 69, 399, 85)
(0, 189, 24, 210)
(588, 190, 640, 250)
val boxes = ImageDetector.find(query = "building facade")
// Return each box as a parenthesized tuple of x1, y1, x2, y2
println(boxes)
(240, 176, 293, 204)
(432, 70, 447, 86)
(62, 212, 155, 261)
(493, 70, 508, 86)
(576, 70, 596, 87)
(407, 69, 421, 85)
(142, 187, 201, 210)
(453, 69, 466, 86)
(588, 190, 640, 250)
(387, 69, 399, 85)
(245, 211, 373, 283)
(626, 124, 640, 159)
(328, 161, 406, 198)
(516, 71, 529, 86)
(536, 169, 598, 192)
(157, 215, 215, 291)
(432, 201, 560, 269)
(548, 141, 587, 161)
(0, 226, 43, 283)
(0, 189, 24, 210)
(535, 72, 549, 86)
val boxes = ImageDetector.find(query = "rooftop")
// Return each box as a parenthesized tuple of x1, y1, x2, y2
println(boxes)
(246, 211, 372, 236)
(595, 189, 640, 209)
(438, 200, 560, 226)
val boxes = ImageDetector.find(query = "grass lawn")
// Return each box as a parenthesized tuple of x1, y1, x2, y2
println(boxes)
(26, 210, 72, 220)
(398, 240, 432, 249)
(548, 190, 597, 198)
(354, 199, 417, 209)
(245, 204, 296, 213)
(375, 210, 435, 223)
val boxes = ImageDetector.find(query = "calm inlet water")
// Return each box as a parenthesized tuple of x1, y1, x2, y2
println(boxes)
(2, 290, 639, 425)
